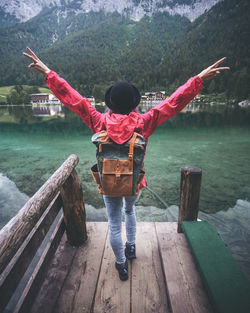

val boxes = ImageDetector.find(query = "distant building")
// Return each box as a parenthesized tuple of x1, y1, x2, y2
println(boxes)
(140, 91, 166, 112)
(144, 91, 166, 101)
(31, 93, 96, 106)
(31, 93, 60, 105)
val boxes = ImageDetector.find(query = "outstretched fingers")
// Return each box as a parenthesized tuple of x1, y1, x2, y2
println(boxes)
(211, 66, 230, 73)
(26, 47, 39, 60)
(23, 47, 40, 64)
(23, 52, 34, 61)
(22, 47, 50, 75)
(211, 57, 227, 69)
(198, 57, 229, 80)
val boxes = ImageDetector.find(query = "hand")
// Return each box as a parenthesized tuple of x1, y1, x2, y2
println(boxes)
(23, 47, 51, 75)
(198, 57, 230, 81)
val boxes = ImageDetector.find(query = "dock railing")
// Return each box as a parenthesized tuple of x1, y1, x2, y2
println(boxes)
(0, 154, 87, 312)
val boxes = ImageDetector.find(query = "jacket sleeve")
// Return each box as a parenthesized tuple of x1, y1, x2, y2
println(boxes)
(141, 76, 203, 137)
(45, 71, 102, 132)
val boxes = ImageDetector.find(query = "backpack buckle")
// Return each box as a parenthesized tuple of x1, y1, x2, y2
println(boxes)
(115, 172, 121, 180)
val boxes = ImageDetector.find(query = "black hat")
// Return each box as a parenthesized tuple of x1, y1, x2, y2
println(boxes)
(105, 81, 141, 114)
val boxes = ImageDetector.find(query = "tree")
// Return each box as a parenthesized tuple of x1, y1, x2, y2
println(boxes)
(233, 68, 250, 100)
(20, 91, 31, 104)
(92, 84, 105, 102)
(14, 85, 23, 94)
(10, 90, 20, 105)
(28, 86, 40, 93)
(207, 80, 216, 94)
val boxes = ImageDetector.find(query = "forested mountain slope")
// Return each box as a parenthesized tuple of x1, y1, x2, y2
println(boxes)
(0, 0, 249, 100)
(153, 0, 250, 99)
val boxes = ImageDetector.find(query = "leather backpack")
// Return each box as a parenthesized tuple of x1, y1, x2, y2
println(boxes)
(91, 130, 146, 196)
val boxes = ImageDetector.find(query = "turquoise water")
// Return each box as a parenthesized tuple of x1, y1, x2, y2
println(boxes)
(0, 105, 250, 278)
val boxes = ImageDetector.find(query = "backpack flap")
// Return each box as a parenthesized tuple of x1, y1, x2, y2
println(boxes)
(100, 158, 134, 196)
(102, 159, 133, 175)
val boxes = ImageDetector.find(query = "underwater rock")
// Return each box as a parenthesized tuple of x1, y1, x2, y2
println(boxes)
(0, 173, 29, 229)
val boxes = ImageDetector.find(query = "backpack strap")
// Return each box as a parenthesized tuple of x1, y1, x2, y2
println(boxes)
(128, 132, 137, 172)
(128, 132, 137, 158)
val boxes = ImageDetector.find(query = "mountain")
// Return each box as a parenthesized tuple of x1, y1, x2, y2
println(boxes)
(0, 10, 190, 91)
(0, 0, 61, 27)
(153, 0, 250, 99)
(0, 0, 222, 28)
(0, 0, 249, 100)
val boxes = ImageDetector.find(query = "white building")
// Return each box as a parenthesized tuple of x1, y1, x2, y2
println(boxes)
(31, 93, 60, 105)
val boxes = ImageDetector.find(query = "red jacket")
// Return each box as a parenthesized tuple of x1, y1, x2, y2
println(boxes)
(46, 71, 203, 189)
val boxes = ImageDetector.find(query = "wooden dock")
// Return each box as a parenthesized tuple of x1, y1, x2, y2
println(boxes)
(0, 155, 214, 313)
(27, 221, 212, 313)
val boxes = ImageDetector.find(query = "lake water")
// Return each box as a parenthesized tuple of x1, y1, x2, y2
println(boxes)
(0, 104, 250, 280)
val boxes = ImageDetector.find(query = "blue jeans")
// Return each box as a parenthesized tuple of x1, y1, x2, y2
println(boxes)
(103, 194, 138, 264)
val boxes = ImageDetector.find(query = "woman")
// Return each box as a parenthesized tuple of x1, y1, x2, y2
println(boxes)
(23, 48, 229, 281)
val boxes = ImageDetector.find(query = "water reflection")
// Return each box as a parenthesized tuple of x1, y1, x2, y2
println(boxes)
(32, 105, 65, 117)
(7, 105, 34, 124)
(0, 102, 249, 128)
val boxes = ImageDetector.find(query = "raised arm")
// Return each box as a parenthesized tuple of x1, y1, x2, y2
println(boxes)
(141, 57, 229, 137)
(23, 47, 102, 132)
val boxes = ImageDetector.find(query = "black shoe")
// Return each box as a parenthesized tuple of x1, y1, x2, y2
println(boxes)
(125, 242, 136, 260)
(115, 259, 128, 281)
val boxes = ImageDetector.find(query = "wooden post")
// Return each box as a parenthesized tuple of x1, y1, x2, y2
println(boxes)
(60, 169, 87, 245)
(178, 167, 202, 233)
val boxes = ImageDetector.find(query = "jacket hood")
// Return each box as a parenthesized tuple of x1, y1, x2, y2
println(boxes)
(104, 112, 142, 144)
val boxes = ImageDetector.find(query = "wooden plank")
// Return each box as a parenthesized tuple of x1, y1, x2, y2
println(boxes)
(0, 154, 78, 274)
(29, 233, 78, 313)
(13, 215, 65, 313)
(54, 222, 108, 313)
(131, 222, 170, 313)
(0, 193, 62, 312)
(93, 223, 131, 313)
(155, 222, 214, 313)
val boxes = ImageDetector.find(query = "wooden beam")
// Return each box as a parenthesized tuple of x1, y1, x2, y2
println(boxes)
(29, 233, 78, 313)
(131, 222, 170, 313)
(155, 222, 213, 313)
(178, 167, 202, 233)
(28, 222, 108, 313)
(0, 193, 62, 312)
(53, 222, 108, 313)
(60, 169, 87, 245)
(13, 215, 65, 313)
(93, 223, 131, 313)
(0, 154, 78, 274)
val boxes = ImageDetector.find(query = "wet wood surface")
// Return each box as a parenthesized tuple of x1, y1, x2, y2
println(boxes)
(24, 222, 213, 313)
